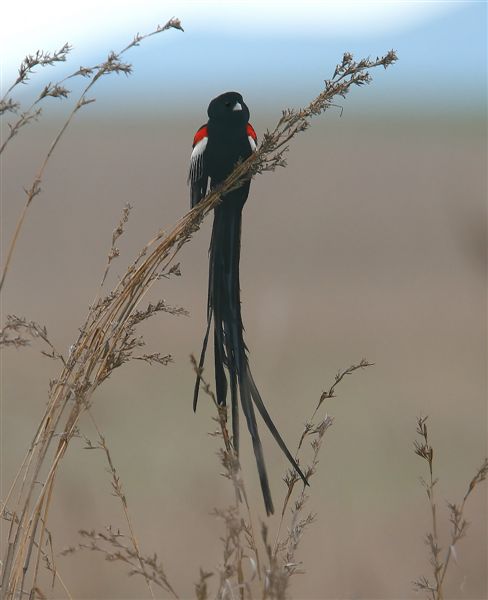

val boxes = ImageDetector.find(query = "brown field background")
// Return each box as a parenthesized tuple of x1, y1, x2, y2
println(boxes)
(1, 113, 486, 599)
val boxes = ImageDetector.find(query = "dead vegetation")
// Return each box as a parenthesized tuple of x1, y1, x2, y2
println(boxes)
(1, 15, 485, 600)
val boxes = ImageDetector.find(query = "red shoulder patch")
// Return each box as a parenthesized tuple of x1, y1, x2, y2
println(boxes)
(247, 123, 257, 143)
(193, 124, 208, 147)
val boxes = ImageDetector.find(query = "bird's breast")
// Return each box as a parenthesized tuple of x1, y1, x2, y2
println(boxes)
(205, 127, 253, 183)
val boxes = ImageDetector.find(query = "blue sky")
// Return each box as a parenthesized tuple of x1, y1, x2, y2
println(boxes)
(1, 1, 486, 116)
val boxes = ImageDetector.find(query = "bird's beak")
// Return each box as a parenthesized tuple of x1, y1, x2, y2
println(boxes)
(232, 102, 243, 112)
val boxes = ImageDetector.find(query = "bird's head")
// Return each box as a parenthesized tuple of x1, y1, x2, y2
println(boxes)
(207, 91, 250, 125)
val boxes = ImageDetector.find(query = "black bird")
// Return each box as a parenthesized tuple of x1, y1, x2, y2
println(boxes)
(189, 91, 308, 515)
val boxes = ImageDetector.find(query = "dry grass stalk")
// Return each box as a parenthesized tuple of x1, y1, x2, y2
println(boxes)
(0, 43, 72, 148)
(269, 359, 373, 555)
(1, 37, 396, 599)
(0, 18, 183, 292)
(62, 528, 176, 596)
(413, 416, 488, 600)
(1, 511, 73, 599)
(1, 44, 71, 107)
(190, 354, 260, 599)
(193, 358, 372, 599)
(195, 568, 213, 600)
(262, 362, 373, 599)
(54, 403, 178, 598)
(83, 410, 159, 598)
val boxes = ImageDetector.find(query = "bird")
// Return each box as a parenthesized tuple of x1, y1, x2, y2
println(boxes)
(189, 91, 308, 515)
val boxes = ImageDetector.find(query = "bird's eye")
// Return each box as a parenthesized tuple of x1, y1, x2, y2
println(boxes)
(224, 101, 231, 107)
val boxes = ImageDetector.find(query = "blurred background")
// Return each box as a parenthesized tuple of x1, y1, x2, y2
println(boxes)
(1, 1, 486, 598)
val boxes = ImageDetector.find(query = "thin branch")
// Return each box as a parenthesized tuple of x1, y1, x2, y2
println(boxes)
(1, 43, 71, 104)
(0, 18, 183, 292)
(84, 410, 160, 599)
(414, 418, 487, 600)
(272, 360, 373, 560)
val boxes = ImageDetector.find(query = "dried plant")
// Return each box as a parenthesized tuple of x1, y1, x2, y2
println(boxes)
(0, 18, 183, 291)
(188, 357, 372, 599)
(52, 359, 486, 600)
(0, 315, 65, 363)
(195, 568, 213, 600)
(413, 416, 488, 600)
(83, 410, 160, 598)
(1, 22, 397, 599)
(1, 44, 71, 101)
(0, 43, 72, 137)
(262, 362, 373, 599)
(62, 527, 177, 597)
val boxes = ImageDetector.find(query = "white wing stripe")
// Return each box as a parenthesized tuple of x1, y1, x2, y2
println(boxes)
(248, 135, 257, 151)
(188, 137, 208, 184)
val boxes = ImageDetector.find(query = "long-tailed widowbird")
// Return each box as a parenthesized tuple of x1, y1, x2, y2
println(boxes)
(189, 91, 308, 515)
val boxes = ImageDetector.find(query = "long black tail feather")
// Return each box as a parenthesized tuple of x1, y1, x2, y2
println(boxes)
(194, 194, 307, 515)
